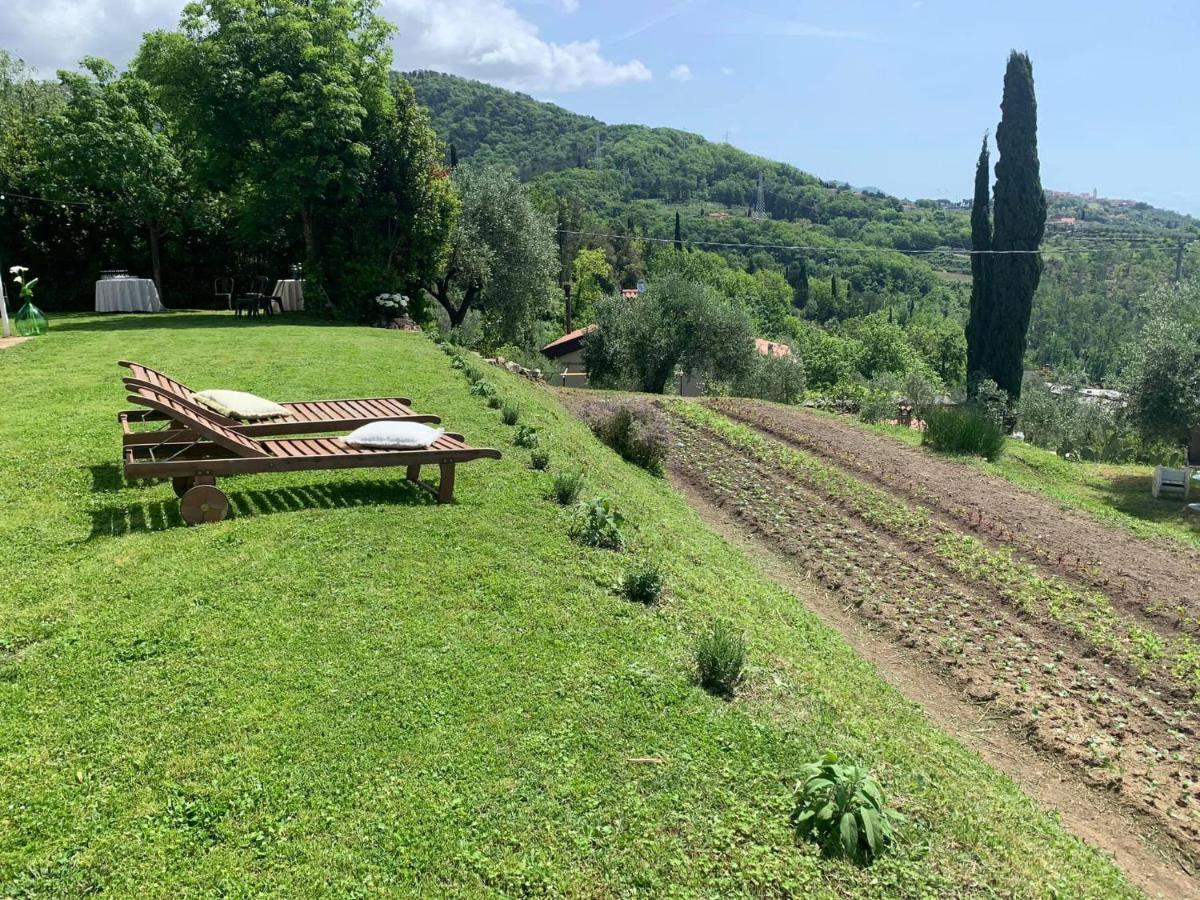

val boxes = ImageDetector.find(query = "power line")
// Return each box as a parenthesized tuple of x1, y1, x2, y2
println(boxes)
(555, 229, 1200, 258)
(0, 190, 95, 208)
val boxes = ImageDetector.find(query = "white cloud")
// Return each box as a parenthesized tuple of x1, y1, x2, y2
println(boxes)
(0, 0, 648, 93)
(720, 66, 735, 76)
(669, 64, 693, 83)
(0, 0, 180, 75)
(387, 0, 651, 91)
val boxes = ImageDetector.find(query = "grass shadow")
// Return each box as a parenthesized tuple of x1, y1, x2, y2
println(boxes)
(1089, 471, 1199, 527)
(49, 312, 357, 334)
(88, 477, 434, 538)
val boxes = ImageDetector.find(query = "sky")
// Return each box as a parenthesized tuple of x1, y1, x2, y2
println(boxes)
(3, 0, 1198, 215)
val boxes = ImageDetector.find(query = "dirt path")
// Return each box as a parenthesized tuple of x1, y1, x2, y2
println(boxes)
(675, 475, 1197, 899)
(659, 404, 1200, 895)
(709, 399, 1200, 637)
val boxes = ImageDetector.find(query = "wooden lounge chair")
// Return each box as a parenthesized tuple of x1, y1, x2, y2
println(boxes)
(118, 360, 440, 444)
(122, 383, 501, 524)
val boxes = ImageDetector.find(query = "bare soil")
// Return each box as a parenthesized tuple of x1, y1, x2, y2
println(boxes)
(657, 400, 1200, 893)
(709, 399, 1200, 636)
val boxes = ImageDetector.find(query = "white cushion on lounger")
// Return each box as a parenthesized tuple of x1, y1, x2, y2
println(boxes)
(191, 389, 288, 421)
(343, 421, 444, 450)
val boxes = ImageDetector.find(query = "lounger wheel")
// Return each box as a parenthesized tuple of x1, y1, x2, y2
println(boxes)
(172, 474, 215, 497)
(180, 484, 229, 526)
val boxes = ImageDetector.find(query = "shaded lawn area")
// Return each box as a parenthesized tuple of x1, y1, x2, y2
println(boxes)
(864, 417, 1200, 550)
(0, 313, 1135, 897)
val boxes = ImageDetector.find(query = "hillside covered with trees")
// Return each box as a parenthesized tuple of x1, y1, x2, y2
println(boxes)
(408, 70, 1199, 389)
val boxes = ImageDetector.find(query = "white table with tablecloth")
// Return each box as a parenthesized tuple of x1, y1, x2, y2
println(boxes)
(94, 278, 164, 312)
(272, 279, 304, 312)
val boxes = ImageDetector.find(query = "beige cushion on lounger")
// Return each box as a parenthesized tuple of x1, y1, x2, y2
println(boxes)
(343, 421, 444, 450)
(191, 389, 288, 421)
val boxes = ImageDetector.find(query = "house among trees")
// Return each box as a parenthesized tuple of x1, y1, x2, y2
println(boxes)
(542, 324, 791, 394)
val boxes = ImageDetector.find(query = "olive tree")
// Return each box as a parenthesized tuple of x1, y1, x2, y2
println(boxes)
(426, 165, 558, 345)
(584, 274, 756, 393)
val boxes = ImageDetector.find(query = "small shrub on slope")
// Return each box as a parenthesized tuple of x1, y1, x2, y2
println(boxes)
(922, 406, 1006, 461)
(551, 469, 584, 505)
(694, 620, 746, 697)
(621, 560, 664, 604)
(792, 752, 904, 866)
(569, 497, 625, 550)
(582, 400, 669, 474)
(513, 425, 539, 448)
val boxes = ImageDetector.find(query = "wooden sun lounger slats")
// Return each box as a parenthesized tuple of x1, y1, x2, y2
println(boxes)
(121, 383, 501, 518)
(117, 360, 440, 440)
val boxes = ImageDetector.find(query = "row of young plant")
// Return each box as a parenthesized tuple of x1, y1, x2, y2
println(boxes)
(672, 400, 1200, 696)
(429, 334, 903, 865)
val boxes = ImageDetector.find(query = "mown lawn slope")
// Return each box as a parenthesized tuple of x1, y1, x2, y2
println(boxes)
(0, 313, 1135, 897)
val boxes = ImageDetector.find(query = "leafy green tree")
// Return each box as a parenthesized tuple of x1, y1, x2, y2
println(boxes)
(426, 165, 557, 344)
(985, 51, 1046, 401)
(137, 0, 397, 280)
(965, 132, 992, 389)
(1121, 282, 1200, 446)
(43, 58, 186, 297)
(571, 247, 613, 325)
(584, 274, 755, 393)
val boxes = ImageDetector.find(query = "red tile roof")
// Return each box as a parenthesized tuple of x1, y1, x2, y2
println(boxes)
(755, 338, 791, 357)
(541, 323, 597, 357)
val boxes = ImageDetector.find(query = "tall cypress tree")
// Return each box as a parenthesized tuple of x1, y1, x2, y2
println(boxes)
(449, 143, 458, 168)
(988, 51, 1046, 401)
(788, 258, 810, 309)
(831, 272, 839, 301)
(673, 211, 683, 251)
(965, 132, 992, 391)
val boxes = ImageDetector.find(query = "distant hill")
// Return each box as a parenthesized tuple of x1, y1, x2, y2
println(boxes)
(406, 70, 1198, 245)
(405, 70, 1199, 383)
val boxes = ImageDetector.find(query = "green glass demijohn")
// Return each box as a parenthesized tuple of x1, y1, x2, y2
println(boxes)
(14, 300, 48, 337)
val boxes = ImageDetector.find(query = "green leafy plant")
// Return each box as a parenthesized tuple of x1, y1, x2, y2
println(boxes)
(621, 560, 664, 604)
(550, 469, 584, 505)
(568, 496, 625, 550)
(528, 449, 550, 471)
(469, 379, 497, 398)
(486, 394, 503, 409)
(463, 365, 483, 384)
(500, 403, 520, 426)
(450, 354, 466, 369)
(922, 406, 1006, 461)
(791, 752, 904, 865)
(694, 619, 746, 697)
(513, 425, 539, 448)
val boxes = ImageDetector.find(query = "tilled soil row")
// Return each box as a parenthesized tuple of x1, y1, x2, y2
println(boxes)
(708, 398, 1200, 638)
(665, 408, 1200, 858)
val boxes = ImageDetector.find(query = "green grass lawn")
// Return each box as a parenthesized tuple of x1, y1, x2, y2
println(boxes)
(0, 313, 1136, 897)
(861, 417, 1200, 549)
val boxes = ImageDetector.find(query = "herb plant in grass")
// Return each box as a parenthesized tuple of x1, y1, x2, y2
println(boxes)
(551, 468, 585, 505)
(694, 619, 746, 697)
(922, 406, 1006, 461)
(469, 379, 497, 398)
(486, 394, 503, 409)
(501, 403, 520, 425)
(621, 560, 664, 604)
(529, 449, 550, 471)
(569, 497, 625, 550)
(513, 425, 539, 449)
(792, 752, 904, 866)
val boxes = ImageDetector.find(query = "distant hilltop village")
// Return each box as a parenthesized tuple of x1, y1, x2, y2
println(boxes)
(1046, 188, 1147, 208)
